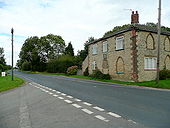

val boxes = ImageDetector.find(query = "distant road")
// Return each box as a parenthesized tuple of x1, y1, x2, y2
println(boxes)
(14, 70, 170, 128)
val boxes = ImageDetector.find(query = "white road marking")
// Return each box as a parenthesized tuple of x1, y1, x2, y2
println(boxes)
(93, 106, 105, 111)
(61, 93, 66, 96)
(64, 100, 73, 104)
(81, 109, 93, 114)
(58, 97, 64, 100)
(67, 95, 73, 98)
(72, 104, 82, 108)
(75, 98, 81, 102)
(128, 120, 137, 124)
(53, 94, 58, 97)
(83, 102, 92, 106)
(48, 92, 53, 95)
(95, 115, 109, 122)
(108, 112, 121, 118)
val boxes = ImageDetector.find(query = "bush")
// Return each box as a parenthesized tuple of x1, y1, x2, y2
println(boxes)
(67, 66, 78, 75)
(159, 69, 170, 80)
(22, 61, 31, 71)
(47, 55, 75, 73)
(83, 68, 89, 76)
(0, 64, 4, 72)
(89, 69, 110, 80)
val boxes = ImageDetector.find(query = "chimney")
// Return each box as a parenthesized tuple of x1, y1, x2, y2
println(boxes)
(131, 11, 139, 24)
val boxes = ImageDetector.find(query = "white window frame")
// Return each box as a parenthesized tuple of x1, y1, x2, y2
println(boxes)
(103, 41, 108, 53)
(92, 61, 96, 70)
(116, 36, 124, 50)
(144, 57, 157, 70)
(92, 44, 97, 55)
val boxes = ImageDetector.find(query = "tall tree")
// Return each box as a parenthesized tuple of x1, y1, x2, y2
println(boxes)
(0, 47, 6, 65)
(39, 34, 65, 61)
(64, 42, 74, 56)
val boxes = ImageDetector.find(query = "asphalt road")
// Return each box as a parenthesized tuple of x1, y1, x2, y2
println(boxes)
(14, 70, 170, 128)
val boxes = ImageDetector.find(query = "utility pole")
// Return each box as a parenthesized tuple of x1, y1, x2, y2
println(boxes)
(11, 28, 14, 81)
(156, 0, 161, 84)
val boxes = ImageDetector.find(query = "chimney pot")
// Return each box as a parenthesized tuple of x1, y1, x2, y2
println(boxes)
(131, 10, 139, 24)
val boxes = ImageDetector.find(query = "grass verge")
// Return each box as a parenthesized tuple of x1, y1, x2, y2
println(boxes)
(0, 75, 24, 92)
(21, 70, 170, 89)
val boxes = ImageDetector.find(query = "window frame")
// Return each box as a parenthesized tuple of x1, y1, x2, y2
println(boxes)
(144, 57, 157, 70)
(102, 41, 108, 53)
(92, 44, 97, 55)
(92, 61, 96, 70)
(115, 36, 124, 51)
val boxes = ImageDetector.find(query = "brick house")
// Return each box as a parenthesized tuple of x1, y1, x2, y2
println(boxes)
(82, 11, 170, 82)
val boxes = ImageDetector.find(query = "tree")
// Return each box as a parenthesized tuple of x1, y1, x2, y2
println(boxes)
(39, 34, 65, 61)
(0, 47, 6, 65)
(18, 34, 65, 71)
(77, 37, 94, 61)
(64, 42, 74, 56)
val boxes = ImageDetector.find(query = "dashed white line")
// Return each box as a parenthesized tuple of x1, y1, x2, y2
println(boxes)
(81, 109, 93, 114)
(56, 91, 61, 94)
(53, 94, 58, 97)
(58, 97, 64, 100)
(128, 120, 137, 124)
(95, 115, 109, 122)
(67, 95, 73, 98)
(75, 98, 81, 102)
(72, 104, 82, 108)
(48, 92, 53, 95)
(93, 106, 105, 111)
(83, 102, 92, 106)
(64, 100, 73, 104)
(61, 93, 66, 96)
(108, 112, 121, 118)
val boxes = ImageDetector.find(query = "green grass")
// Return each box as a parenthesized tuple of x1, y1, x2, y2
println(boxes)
(0, 75, 24, 92)
(69, 75, 170, 89)
(20, 70, 170, 89)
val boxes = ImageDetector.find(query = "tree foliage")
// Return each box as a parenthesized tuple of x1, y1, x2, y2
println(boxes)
(0, 47, 6, 65)
(64, 42, 74, 56)
(18, 34, 65, 71)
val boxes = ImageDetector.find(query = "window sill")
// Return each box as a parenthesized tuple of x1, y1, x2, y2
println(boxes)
(144, 69, 157, 71)
(115, 49, 124, 51)
(116, 72, 124, 74)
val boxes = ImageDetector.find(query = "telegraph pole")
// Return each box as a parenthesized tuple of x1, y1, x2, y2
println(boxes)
(156, 0, 161, 84)
(11, 28, 14, 81)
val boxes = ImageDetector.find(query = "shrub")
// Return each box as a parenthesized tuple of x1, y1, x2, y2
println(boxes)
(90, 69, 110, 80)
(47, 55, 75, 73)
(159, 69, 170, 80)
(67, 66, 78, 75)
(83, 68, 89, 76)
(0, 64, 4, 72)
(22, 61, 31, 71)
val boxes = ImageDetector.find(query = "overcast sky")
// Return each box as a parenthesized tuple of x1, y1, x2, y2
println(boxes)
(0, 0, 170, 66)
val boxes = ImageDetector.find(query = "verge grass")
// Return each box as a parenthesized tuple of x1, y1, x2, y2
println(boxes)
(0, 75, 24, 92)
(21, 71, 170, 89)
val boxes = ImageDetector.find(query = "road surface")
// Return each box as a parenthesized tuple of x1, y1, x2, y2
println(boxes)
(1, 70, 170, 128)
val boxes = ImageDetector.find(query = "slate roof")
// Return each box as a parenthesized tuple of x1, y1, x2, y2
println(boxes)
(88, 24, 170, 45)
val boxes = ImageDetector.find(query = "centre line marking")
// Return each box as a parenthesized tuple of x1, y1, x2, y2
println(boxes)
(53, 94, 58, 97)
(75, 99, 81, 102)
(61, 93, 66, 96)
(67, 96, 73, 98)
(58, 97, 64, 100)
(64, 100, 73, 104)
(83, 102, 92, 106)
(48, 92, 53, 95)
(93, 106, 105, 111)
(72, 104, 82, 108)
(95, 115, 109, 122)
(108, 112, 121, 118)
(81, 109, 93, 114)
